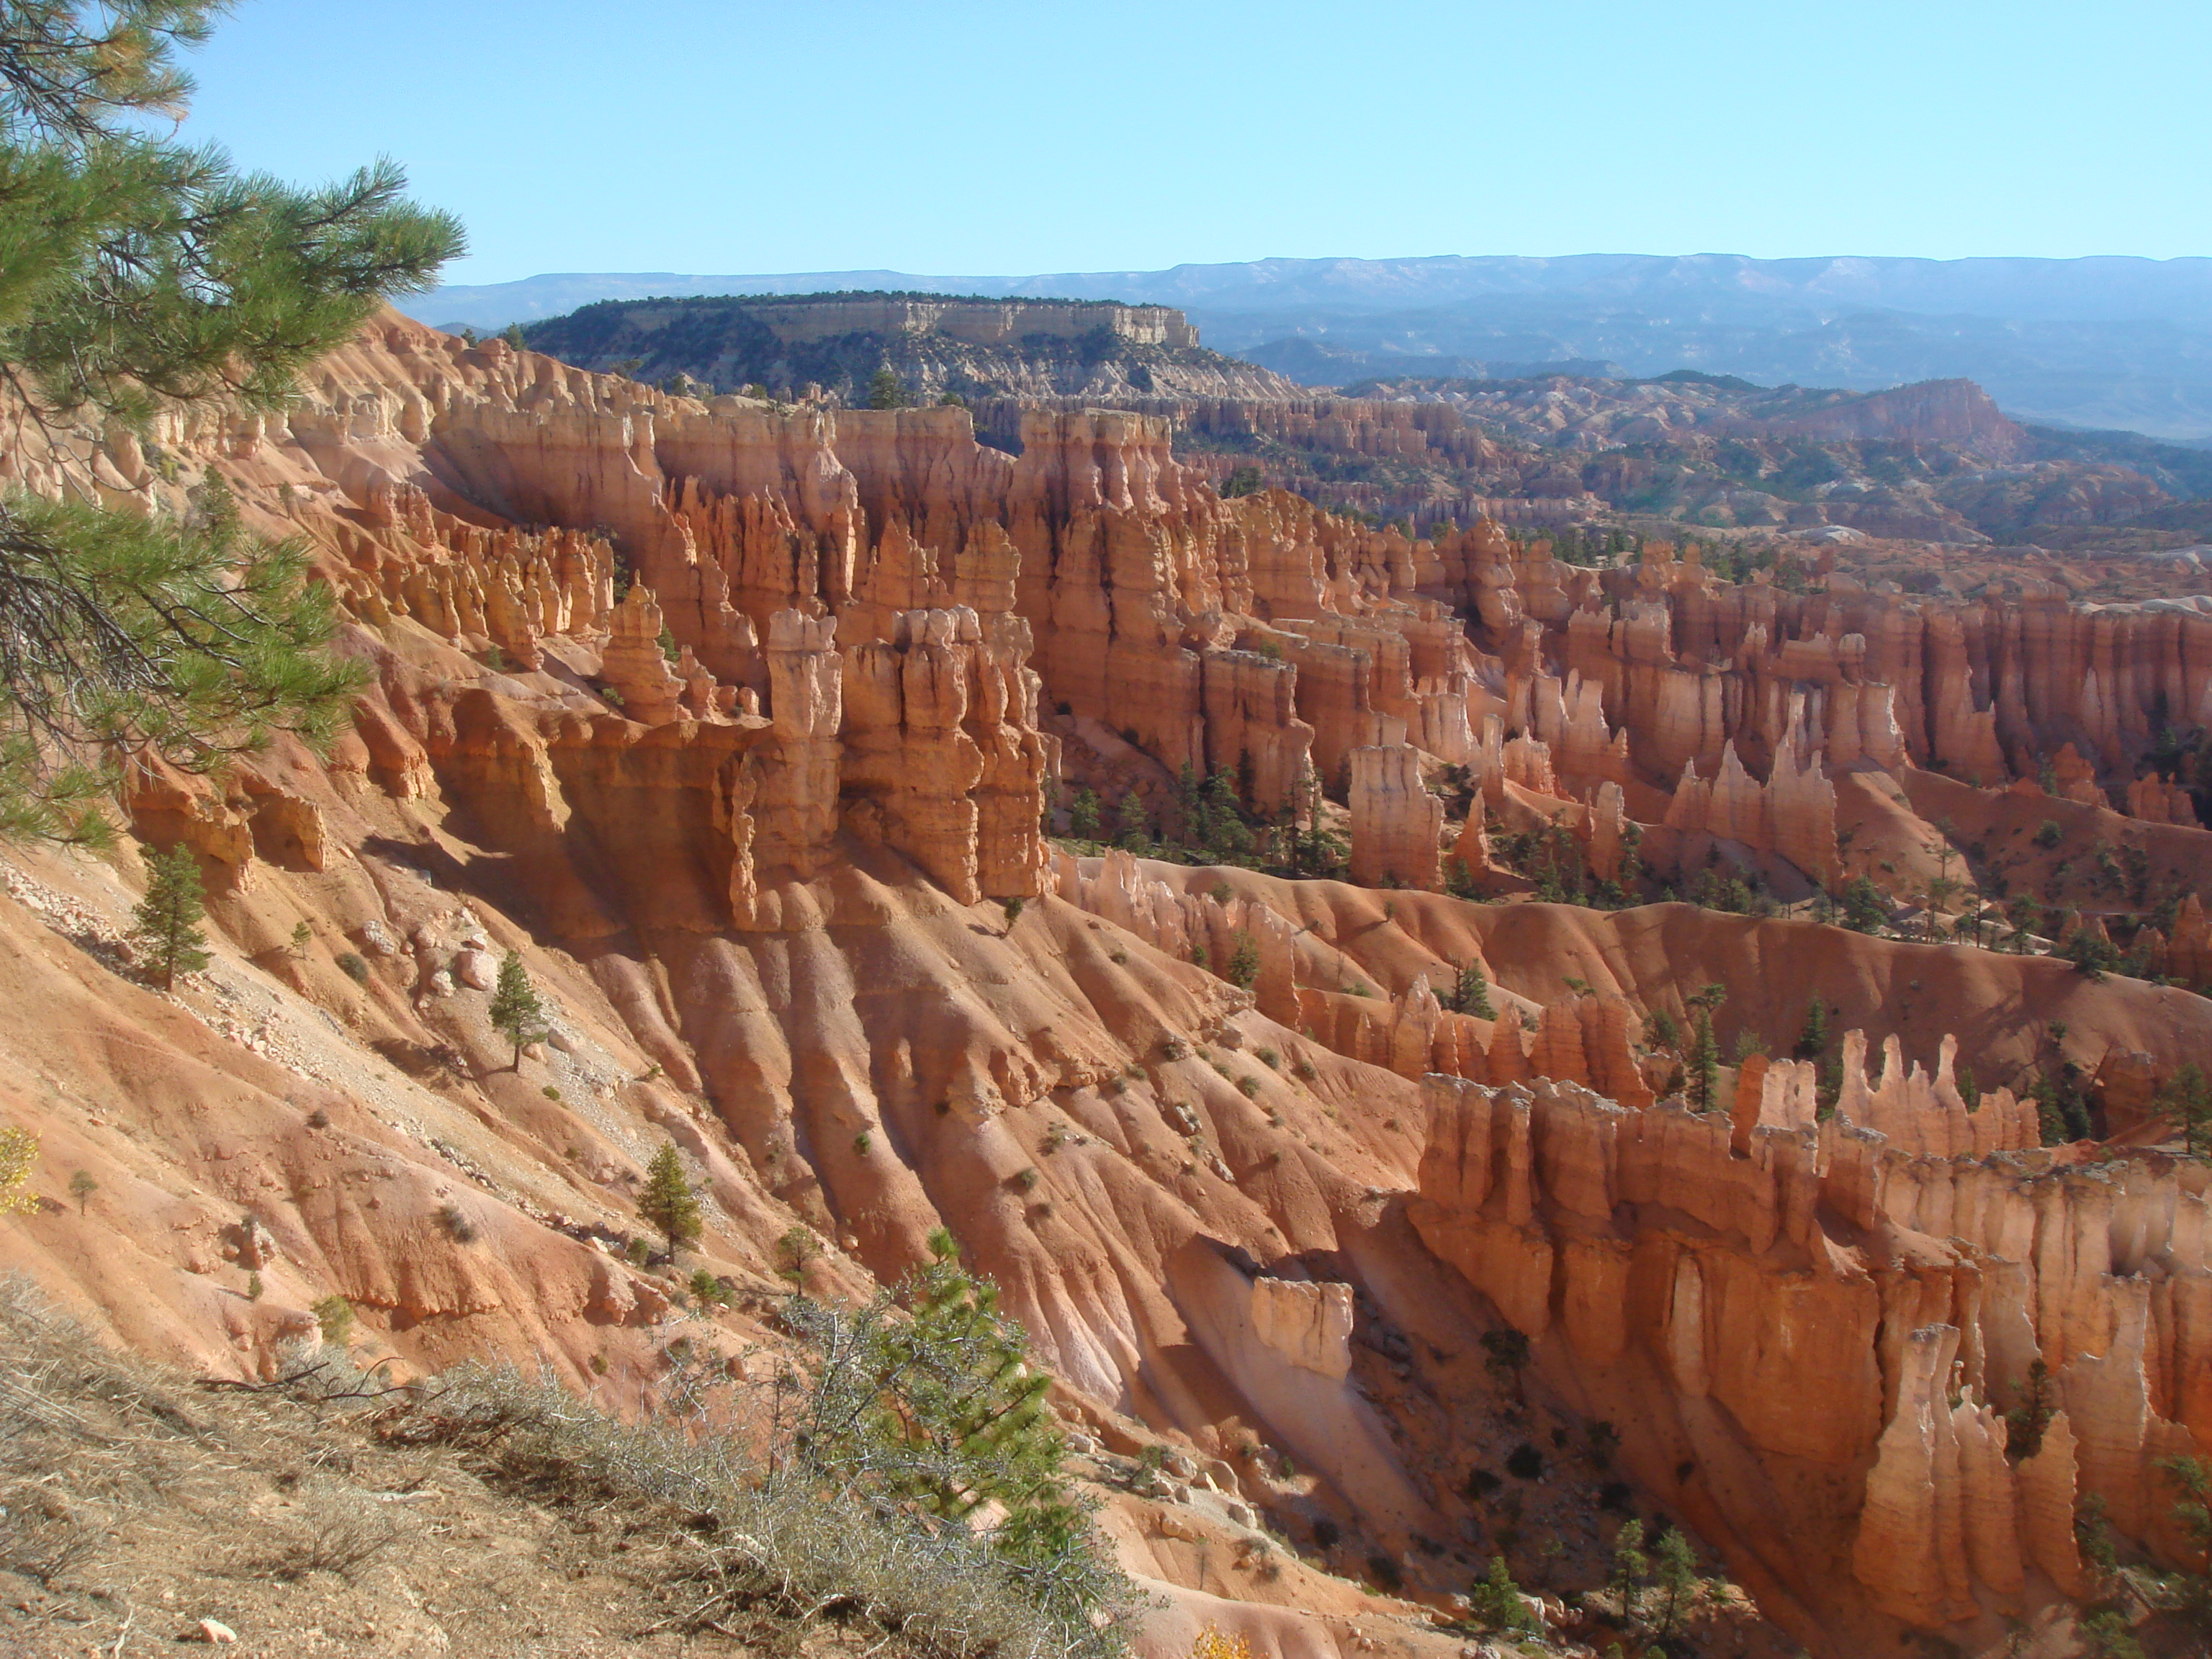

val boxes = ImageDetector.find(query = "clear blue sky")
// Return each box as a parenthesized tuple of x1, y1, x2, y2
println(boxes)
(181, 1, 2211, 285)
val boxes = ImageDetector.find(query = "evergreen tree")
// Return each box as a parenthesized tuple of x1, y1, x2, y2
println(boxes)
(1067, 785, 1100, 840)
(1653, 1525, 1698, 1635)
(130, 843, 209, 990)
(638, 1141, 702, 1254)
(1114, 788, 1149, 850)
(1449, 958, 1496, 1018)
(1840, 875, 1889, 933)
(1689, 1010, 1721, 1111)
(866, 365, 906, 408)
(499, 322, 526, 351)
(1467, 1555, 1533, 1632)
(1608, 1517, 1647, 1619)
(1684, 984, 1727, 1112)
(2157, 1454, 2212, 1624)
(0, 4, 459, 842)
(777, 1228, 1121, 1629)
(2161, 1062, 2212, 1156)
(1226, 931, 1261, 990)
(487, 948, 545, 1069)
(1794, 994, 1833, 1061)
(1200, 769, 1252, 862)
(2005, 1357, 2056, 1459)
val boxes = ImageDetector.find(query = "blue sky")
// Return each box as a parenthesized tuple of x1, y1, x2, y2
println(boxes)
(182, 1, 2211, 285)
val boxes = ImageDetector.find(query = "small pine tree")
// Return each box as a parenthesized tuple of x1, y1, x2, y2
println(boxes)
(67, 1169, 94, 1215)
(1002, 895, 1025, 930)
(246, 1271, 263, 1301)
(1451, 959, 1497, 1018)
(1609, 1516, 1648, 1618)
(2158, 1061, 2212, 1155)
(866, 365, 905, 409)
(1115, 788, 1149, 850)
(778, 1228, 1120, 1627)
(1653, 1525, 1697, 1635)
(1794, 995, 1833, 1061)
(487, 948, 545, 1069)
(500, 321, 526, 351)
(1068, 786, 1101, 840)
(1468, 1554, 1533, 1632)
(1226, 931, 1262, 990)
(1684, 984, 1727, 1112)
(1840, 875, 1889, 933)
(638, 1141, 702, 1254)
(130, 845, 211, 991)
(2006, 1357, 2056, 1459)
(1689, 1009, 1721, 1111)
(289, 919, 313, 957)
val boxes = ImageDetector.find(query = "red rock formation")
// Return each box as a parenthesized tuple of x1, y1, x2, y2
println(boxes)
(1347, 746, 1442, 890)
(1408, 1043, 2210, 1645)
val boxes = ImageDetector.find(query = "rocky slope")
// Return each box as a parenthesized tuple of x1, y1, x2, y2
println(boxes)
(1, 313, 2208, 1658)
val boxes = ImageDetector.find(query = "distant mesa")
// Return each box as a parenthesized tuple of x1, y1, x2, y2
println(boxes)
(516, 289, 1299, 406)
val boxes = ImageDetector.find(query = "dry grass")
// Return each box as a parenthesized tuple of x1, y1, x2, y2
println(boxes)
(0, 1278, 1128, 1659)
(382, 1362, 1130, 1659)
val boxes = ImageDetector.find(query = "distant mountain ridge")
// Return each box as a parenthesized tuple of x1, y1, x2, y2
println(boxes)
(417, 254, 2212, 439)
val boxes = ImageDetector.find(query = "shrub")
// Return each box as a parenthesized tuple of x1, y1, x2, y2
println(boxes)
(1255, 1047, 1279, 1069)
(541, 1084, 561, 1100)
(437, 1202, 477, 1243)
(311, 1295, 354, 1347)
(688, 1268, 731, 1308)
(336, 951, 369, 982)
(2063, 930, 2123, 981)
(1503, 1442, 1545, 1480)
(775, 1226, 819, 1282)
(1012, 1166, 1040, 1192)
(1235, 1076, 1260, 1097)
(2034, 819, 2064, 848)
(1292, 1058, 1318, 1082)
